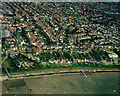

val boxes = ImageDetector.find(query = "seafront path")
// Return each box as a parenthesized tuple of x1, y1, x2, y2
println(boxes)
(1, 66, 120, 81)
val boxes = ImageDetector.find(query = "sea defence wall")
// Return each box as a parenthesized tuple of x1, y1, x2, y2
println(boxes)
(2, 68, 120, 80)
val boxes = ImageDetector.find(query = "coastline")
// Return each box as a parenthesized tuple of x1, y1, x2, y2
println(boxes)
(2, 66, 120, 75)
(1, 67, 120, 81)
(2, 71, 119, 94)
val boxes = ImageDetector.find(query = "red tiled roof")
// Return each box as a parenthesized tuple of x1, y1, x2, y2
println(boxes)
(69, 26, 73, 30)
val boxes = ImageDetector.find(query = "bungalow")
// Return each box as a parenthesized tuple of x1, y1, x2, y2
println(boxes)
(21, 40, 25, 46)
(11, 46, 17, 51)
(108, 53, 118, 58)
(21, 46, 26, 50)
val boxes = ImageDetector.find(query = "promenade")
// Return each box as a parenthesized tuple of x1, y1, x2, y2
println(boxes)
(1, 67, 120, 81)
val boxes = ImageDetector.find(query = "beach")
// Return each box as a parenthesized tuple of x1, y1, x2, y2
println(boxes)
(2, 72, 119, 94)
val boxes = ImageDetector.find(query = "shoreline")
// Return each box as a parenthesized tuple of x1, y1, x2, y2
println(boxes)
(1, 67, 120, 81)
(2, 71, 120, 82)
(2, 71, 119, 94)
(2, 66, 120, 75)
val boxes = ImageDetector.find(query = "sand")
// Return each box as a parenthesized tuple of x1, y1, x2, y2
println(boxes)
(2, 72, 119, 94)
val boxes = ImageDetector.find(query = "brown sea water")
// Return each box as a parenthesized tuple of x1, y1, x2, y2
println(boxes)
(2, 72, 120, 94)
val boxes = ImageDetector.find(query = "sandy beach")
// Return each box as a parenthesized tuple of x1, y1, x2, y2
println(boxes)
(2, 72, 119, 94)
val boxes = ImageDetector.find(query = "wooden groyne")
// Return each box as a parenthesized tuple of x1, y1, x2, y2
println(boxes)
(81, 70, 87, 78)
